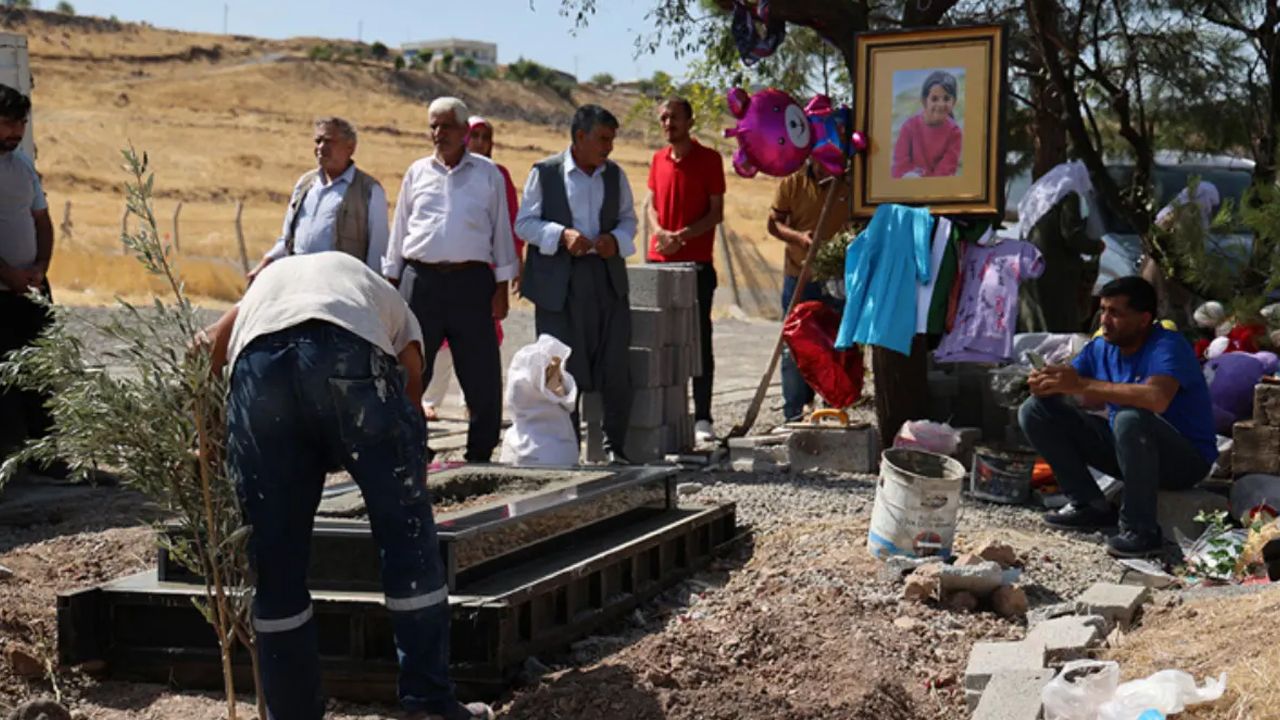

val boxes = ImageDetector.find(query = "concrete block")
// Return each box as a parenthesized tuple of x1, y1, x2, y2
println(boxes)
(664, 383, 688, 421)
(1233, 421, 1280, 475)
(625, 426, 668, 463)
(1076, 582, 1150, 629)
(581, 392, 605, 463)
(627, 265, 676, 310)
(628, 347, 669, 389)
(667, 306, 697, 346)
(964, 641, 1046, 692)
(630, 387, 665, 428)
(728, 435, 790, 472)
(1157, 487, 1229, 541)
(954, 427, 982, 470)
(631, 308, 671, 348)
(1255, 381, 1280, 427)
(1026, 615, 1107, 664)
(785, 425, 879, 474)
(939, 561, 1004, 596)
(971, 669, 1055, 720)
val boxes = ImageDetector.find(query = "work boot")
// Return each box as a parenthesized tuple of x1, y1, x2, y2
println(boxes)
(1043, 502, 1118, 531)
(1106, 529, 1163, 559)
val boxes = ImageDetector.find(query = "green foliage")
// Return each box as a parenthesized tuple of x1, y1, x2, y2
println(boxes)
(461, 57, 477, 76)
(0, 148, 259, 716)
(1157, 173, 1280, 321)
(307, 43, 333, 62)
(441, 51, 454, 73)
(1190, 510, 1241, 581)
(506, 57, 575, 101)
(5, 0, 33, 8)
(627, 67, 724, 149)
(393, 55, 405, 71)
(370, 41, 389, 60)
(589, 71, 615, 87)
(54, 0, 74, 14)
(811, 229, 853, 282)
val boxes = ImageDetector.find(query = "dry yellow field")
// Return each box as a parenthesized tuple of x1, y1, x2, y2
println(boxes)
(15, 11, 785, 312)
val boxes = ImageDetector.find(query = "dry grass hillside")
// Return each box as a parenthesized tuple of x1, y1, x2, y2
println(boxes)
(4, 9, 787, 313)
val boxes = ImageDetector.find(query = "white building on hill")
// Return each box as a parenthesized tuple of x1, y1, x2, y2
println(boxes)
(401, 38, 497, 73)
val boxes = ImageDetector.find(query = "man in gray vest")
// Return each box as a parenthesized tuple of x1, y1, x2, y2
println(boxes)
(248, 116, 388, 279)
(515, 104, 638, 464)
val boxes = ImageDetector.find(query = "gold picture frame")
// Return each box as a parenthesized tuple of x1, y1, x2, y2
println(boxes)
(852, 24, 1007, 217)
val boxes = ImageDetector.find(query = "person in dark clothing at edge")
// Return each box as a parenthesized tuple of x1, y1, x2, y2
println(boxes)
(1018, 276, 1217, 558)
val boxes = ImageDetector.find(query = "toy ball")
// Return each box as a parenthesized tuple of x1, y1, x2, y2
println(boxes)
(724, 87, 813, 178)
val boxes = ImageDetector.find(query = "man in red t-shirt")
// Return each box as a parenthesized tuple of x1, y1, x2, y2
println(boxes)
(645, 97, 726, 443)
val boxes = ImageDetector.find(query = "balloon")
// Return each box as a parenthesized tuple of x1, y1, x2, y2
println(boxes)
(723, 87, 863, 179)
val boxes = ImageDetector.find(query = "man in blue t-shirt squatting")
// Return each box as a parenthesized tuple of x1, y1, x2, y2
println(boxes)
(1018, 275, 1218, 559)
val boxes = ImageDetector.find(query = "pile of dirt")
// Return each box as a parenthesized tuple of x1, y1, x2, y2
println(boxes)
(499, 519, 1020, 718)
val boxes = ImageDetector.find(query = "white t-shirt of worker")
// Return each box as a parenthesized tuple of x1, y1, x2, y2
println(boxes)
(0, 149, 49, 291)
(227, 252, 424, 369)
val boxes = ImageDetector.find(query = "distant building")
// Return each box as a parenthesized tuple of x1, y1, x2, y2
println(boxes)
(401, 38, 497, 75)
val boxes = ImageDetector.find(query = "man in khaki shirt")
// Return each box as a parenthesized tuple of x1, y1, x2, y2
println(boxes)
(766, 160, 854, 421)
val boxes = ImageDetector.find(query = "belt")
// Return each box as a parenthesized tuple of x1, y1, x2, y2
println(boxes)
(407, 260, 489, 272)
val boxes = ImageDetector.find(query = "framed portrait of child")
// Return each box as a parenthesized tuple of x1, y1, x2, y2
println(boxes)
(852, 24, 1007, 217)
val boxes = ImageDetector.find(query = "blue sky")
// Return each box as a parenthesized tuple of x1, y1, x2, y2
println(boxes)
(68, 0, 686, 81)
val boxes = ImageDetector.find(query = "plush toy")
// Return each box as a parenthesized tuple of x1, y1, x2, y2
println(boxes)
(1204, 351, 1280, 435)
(723, 87, 865, 178)
(804, 95, 864, 176)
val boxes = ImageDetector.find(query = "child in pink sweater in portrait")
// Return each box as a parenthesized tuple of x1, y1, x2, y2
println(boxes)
(891, 70, 963, 179)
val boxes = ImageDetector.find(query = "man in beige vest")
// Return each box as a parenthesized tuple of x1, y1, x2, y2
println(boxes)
(249, 117, 388, 279)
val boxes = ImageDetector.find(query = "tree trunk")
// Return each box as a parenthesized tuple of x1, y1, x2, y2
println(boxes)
(1027, 0, 1067, 179)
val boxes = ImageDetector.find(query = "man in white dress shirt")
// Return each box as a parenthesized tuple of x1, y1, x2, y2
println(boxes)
(384, 96, 518, 462)
(249, 117, 389, 278)
(515, 104, 638, 463)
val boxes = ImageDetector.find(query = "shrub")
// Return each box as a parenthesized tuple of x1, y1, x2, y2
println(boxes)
(55, 0, 74, 14)
(370, 41, 388, 60)
(590, 72, 614, 87)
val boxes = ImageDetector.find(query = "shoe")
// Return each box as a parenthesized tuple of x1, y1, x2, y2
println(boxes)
(1106, 530, 1163, 558)
(694, 420, 716, 444)
(607, 450, 633, 466)
(1042, 502, 1118, 531)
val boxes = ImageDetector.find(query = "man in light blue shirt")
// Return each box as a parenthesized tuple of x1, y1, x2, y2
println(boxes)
(250, 117, 388, 278)
(515, 104, 638, 463)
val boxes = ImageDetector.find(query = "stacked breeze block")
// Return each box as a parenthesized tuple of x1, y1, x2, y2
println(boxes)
(1233, 381, 1280, 475)
(583, 264, 702, 463)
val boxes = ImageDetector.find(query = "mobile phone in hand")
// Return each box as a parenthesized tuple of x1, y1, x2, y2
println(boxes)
(1027, 350, 1047, 370)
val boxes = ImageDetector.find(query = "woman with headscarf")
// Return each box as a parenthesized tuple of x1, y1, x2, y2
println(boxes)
(1016, 161, 1108, 333)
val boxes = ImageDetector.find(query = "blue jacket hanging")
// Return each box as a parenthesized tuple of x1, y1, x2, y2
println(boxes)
(835, 204, 934, 355)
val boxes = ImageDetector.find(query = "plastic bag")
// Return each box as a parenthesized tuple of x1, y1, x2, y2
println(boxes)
(989, 365, 1032, 409)
(499, 335, 579, 467)
(893, 420, 961, 456)
(1098, 669, 1227, 720)
(783, 300, 864, 408)
(1042, 659, 1120, 720)
(1042, 660, 1227, 720)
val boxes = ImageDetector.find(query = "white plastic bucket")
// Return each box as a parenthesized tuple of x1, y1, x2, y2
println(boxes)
(867, 447, 965, 559)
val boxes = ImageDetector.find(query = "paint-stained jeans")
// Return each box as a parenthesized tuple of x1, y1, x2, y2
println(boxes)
(226, 321, 455, 719)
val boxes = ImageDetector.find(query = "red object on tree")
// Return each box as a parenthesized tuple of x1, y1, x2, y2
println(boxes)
(783, 300, 865, 408)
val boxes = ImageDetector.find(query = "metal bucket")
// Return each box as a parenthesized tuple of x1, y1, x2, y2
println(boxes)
(867, 447, 965, 559)
(970, 444, 1037, 505)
